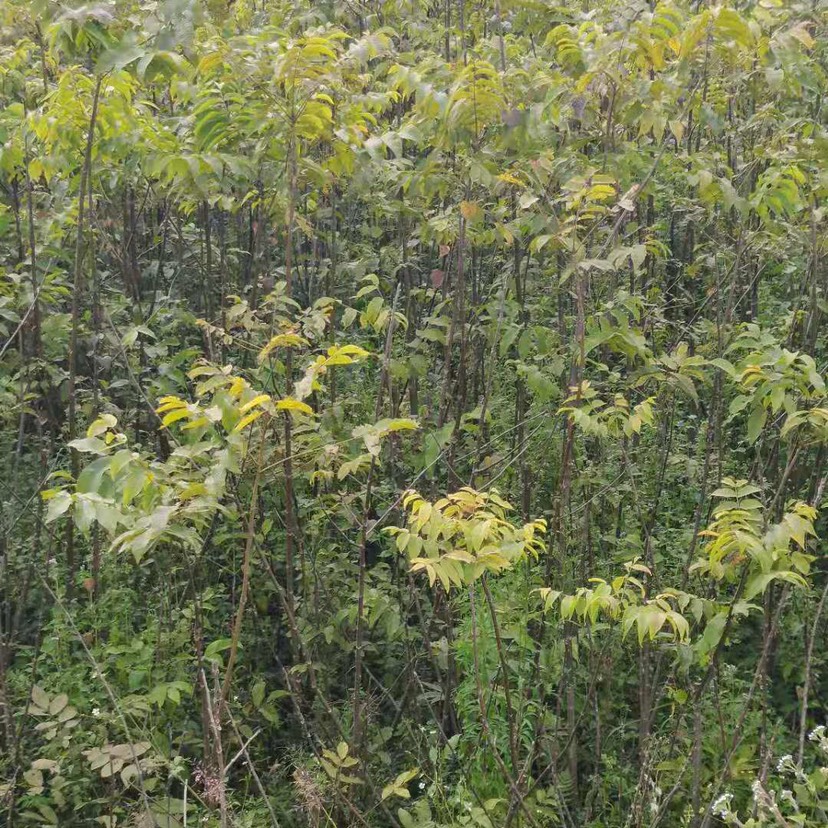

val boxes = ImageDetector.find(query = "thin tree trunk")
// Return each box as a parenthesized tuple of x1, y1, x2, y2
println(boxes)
(66, 75, 103, 600)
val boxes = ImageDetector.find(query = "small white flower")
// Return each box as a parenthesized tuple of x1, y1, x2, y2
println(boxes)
(92, 708, 101, 718)
(418, 781, 425, 790)
(712, 792, 733, 817)
(809, 725, 828, 754)
(777, 753, 794, 772)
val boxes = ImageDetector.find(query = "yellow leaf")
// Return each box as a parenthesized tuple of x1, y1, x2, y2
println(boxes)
(788, 22, 814, 49)
(497, 172, 523, 186)
(276, 398, 314, 415)
(155, 397, 187, 414)
(669, 119, 684, 144)
(197, 52, 225, 73)
(162, 408, 192, 428)
(460, 200, 481, 220)
(233, 410, 265, 432)
(181, 417, 209, 431)
(326, 344, 370, 361)
(239, 394, 271, 414)
(258, 333, 309, 362)
(28, 158, 44, 181)
(178, 483, 208, 500)
(187, 365, 219, 379)
(87, 414, 117, 437)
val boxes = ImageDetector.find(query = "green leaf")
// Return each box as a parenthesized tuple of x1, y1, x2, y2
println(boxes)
(30, 685, 50, 713)
(48, 693, 68, 715)
(746, 406, 767, 444)
(77, 457, 113, 495)
(68, 436, 110, 455)
(45, 491, 72, 523)
(204, 638, 234, 664)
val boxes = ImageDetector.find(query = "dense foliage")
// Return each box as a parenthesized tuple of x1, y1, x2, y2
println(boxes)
(1, 0, 827, 826)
